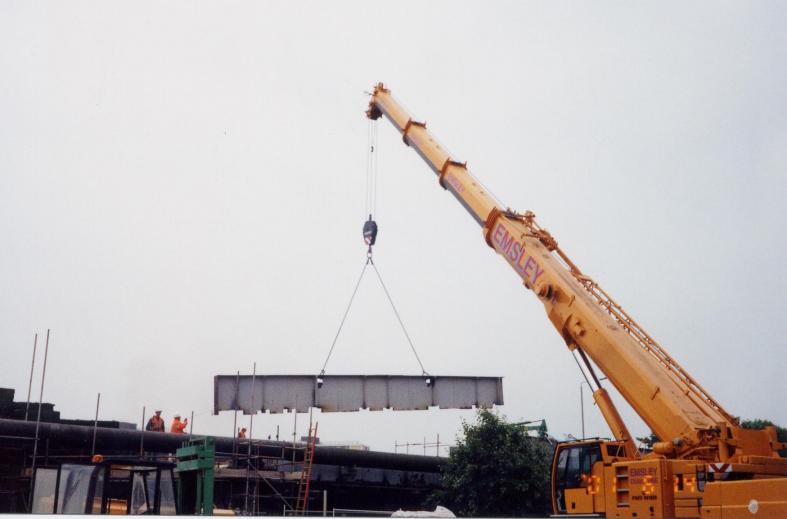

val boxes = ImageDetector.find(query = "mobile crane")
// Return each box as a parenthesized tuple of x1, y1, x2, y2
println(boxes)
(365, 83, 787, 518)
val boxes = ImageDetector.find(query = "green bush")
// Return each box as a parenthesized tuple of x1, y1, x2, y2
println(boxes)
(428, 409, 553, 517)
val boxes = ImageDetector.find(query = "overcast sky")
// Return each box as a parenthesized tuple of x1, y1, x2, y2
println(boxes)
(1, 1, 786, 453)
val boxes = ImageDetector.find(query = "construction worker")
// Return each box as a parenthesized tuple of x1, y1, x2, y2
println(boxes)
(238, 427, 247, 439)
(170, 414, 188, 434)
(145, 410, 165, 432)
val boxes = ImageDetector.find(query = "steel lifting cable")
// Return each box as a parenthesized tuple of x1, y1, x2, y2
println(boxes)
(370, 259, 428, 375)
(319, 260, 369, 377)
(371, 121, 379, 218)
(319, 256, 429, 376)
(364, 119, 379, 220)
(362, 121, 379, 254)
(321, 120, 377, 376)
(364, 120, 429, 374)
(320, 117, 429, 376)
(364, 120, 373, 218)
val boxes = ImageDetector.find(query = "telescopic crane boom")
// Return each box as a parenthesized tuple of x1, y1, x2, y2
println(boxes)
(366, 83, 786, 518)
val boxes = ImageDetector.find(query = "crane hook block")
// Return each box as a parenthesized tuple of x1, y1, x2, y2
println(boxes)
(363, 215, 378, 246)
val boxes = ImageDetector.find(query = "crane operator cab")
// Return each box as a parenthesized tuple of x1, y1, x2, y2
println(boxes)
(552, 440, 629, 516)
(552, 439, 698, 518)
(553, 441, 603, 515)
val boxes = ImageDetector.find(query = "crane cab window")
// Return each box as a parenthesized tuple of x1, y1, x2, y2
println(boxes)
(606, 443, 625, 458)
(561, 444, 600, 487)
(553, 443, 602, 513)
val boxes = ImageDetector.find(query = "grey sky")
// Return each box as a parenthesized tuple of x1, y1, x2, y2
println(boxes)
(1, 1, 785, 453)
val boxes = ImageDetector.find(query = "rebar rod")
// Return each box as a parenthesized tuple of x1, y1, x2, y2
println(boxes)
(244, 362, 257, 514)
(91, 393, 101, 456)
(139, 406, 146, 456)
(28, 329, 50, 511)
(24, 333, 38, 421)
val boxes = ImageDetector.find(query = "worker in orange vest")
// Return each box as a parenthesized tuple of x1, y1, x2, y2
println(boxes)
(145, 410, 165, 432)
(170, 414, 188, 434)
(238, 427, 247, 439)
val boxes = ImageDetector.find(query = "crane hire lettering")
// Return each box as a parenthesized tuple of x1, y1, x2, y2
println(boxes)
(492, 223, 545, 286)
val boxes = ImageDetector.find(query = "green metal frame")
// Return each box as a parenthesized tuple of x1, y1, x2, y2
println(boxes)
(176, 437, 215, 515)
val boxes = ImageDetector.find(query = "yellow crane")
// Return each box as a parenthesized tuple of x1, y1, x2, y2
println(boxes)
(366, 83, 786, 518)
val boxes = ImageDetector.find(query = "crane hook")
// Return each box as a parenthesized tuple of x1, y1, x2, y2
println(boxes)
(363, 214, 378, 259)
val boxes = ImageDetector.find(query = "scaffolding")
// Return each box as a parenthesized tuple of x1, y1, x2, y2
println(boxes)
(228, 432, 318, 515)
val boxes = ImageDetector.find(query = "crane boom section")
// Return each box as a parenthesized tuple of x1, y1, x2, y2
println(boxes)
(482, 214, 729, 452)
(367, 83, 741, 457)
(365, 87, 497, 226)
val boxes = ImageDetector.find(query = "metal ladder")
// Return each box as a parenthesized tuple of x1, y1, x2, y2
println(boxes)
(295, 423, 318, 515)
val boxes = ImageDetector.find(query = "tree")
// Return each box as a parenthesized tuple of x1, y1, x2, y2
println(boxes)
(428, 409, 553, 517)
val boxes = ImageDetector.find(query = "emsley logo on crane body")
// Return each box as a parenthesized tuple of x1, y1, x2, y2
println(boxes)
(444, 172, 465, 195)
(492, 223, 545, 286)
